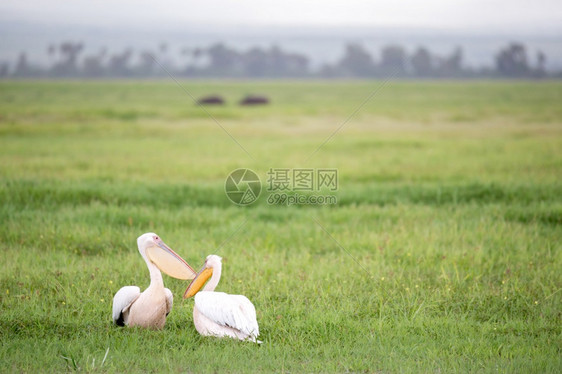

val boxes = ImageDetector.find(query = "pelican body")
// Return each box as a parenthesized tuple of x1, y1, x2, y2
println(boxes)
(184, 255, 260, 343)
(112, 233, 196, 329)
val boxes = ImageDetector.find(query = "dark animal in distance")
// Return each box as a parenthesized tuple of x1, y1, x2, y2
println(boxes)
(239, 95, 270, 106)
(197, 95, 225, 105)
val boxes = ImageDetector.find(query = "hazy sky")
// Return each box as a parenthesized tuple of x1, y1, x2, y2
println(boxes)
(1, 0, 561, 32)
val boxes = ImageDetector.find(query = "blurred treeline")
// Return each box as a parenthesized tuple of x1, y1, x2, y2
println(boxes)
(2, 41, 556, 79)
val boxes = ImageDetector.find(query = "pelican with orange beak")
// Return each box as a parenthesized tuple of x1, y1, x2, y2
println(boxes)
(112, 233, 196, 329)
(184, 255, 260, 343)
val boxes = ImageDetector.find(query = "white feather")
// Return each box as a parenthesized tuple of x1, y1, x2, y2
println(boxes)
(194, 291, 259, 339)
(112, 286, 140, 324)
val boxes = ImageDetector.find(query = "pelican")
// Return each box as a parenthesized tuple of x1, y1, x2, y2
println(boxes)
(112, 233, 196, 329)
(183, 255, 260, 343)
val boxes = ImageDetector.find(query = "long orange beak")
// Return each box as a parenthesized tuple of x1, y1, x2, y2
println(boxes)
(146, 241, 196, 280)
(183, 266, 213, 298)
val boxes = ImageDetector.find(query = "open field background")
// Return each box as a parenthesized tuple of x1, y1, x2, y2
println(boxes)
(0, 80, 561, 372)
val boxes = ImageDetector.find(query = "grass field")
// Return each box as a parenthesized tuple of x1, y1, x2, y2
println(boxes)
(0, 80, 561, 372)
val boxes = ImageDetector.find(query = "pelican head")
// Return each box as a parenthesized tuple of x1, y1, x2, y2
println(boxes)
(183, 255, 222, 298)
(204, 254, 222, 268)
(137, 233, 196, 280)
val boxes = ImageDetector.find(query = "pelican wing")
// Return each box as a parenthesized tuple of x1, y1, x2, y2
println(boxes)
(164, 288, 173, 316)
(112, 286, 141, 326)
(194, 291, 259, 338)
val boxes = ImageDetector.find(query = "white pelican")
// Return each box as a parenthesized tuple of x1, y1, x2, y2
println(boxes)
(183, 255, 260, 343)
(112, 233, 196, 329)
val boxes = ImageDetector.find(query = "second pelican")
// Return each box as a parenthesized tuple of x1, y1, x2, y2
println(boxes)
(183, 255, 260, 343)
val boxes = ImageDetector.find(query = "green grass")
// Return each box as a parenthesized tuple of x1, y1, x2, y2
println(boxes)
(0, 80, 561, 373)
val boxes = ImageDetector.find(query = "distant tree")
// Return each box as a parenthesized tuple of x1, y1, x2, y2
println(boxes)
(318, 63, 341, 78)
(243, 47, 269, 77)
(136, 51, 156, 77)
(535, 50, 547, 77)
(267, 45, 309, 77)
(13, 52, 30, 77)
(268, 46, 287, 76)
(495, 43, 530, 77)
(47, 44, 57, 66)
(437, 47, 464, 77)
(182, 47, 208, 75)
(0, 62, 9, 77)
(182, 43, 310, 78)
(380, 45, 407, 75)
(338, 43, 375, 77)
(205, 43, 240, 75)
(82, 49, 107, 78)
(107, 49, 133, 77)
(191, 47, 206, 68)
(411, 47, 433, 77)
(50, 41, 83, 77)
(283, 52, 309, 76)
(271, 46, 309, 77)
